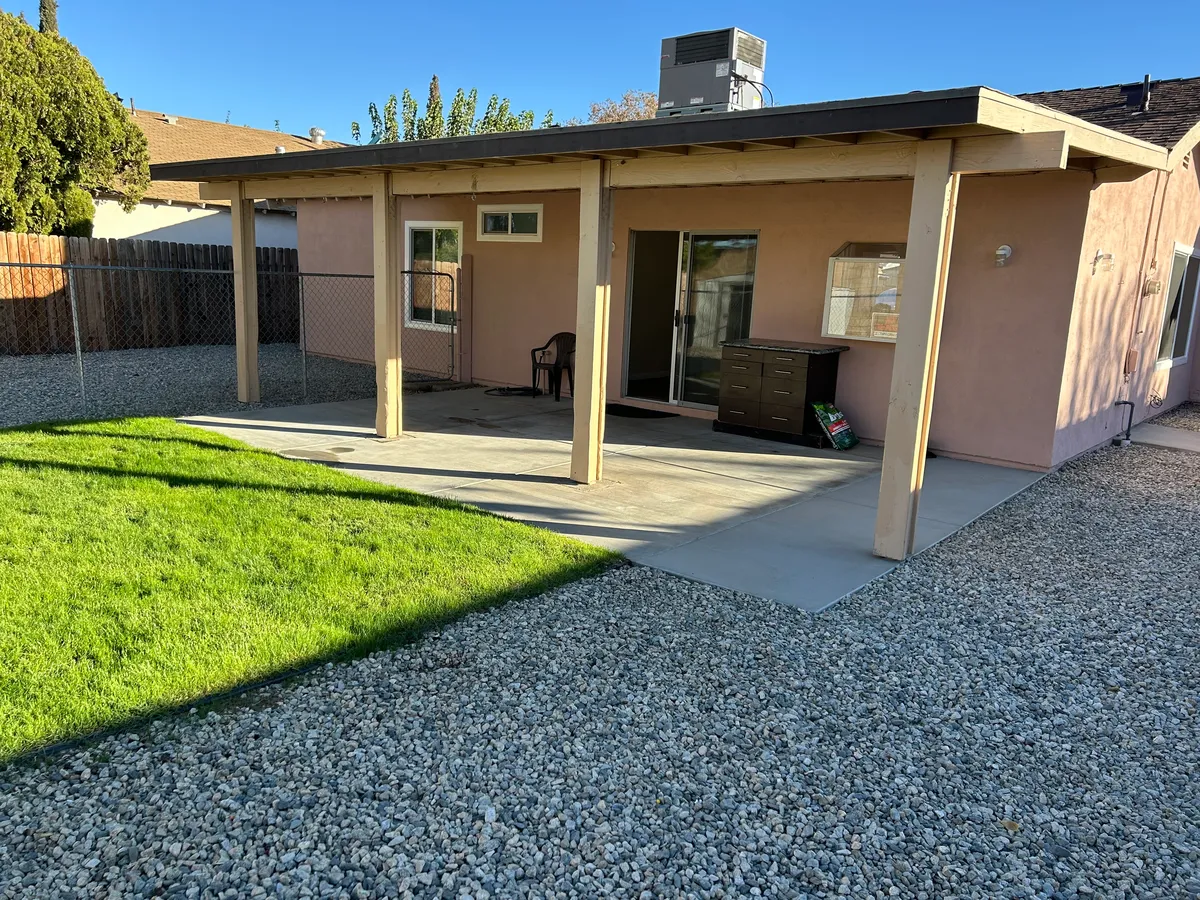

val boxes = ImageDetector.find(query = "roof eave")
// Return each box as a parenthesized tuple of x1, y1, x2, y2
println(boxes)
(151, 88, 988, 182)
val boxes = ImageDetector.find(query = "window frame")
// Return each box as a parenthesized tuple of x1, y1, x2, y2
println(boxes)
(1154, 242, 1200, 370)
(404, 220, 462, 332)
(476, 203, 543, 243)
(821, 250, 906, 345)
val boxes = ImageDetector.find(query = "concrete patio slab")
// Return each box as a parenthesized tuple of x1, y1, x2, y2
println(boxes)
(182, 389, 1041, 611)
(1130, 422, 1200, 454)
(638, 455, 1040, 611)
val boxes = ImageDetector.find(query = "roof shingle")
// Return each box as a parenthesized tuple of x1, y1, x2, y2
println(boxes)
(136, 110, 338, 206)
(1019, 77, 1200, 149)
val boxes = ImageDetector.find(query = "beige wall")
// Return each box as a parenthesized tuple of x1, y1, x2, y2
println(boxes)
(297, 192, 580, 384)
(1051, 149, 1200, 464)
(609, 175, 1088, 468)
(295, 170, 1134, 471)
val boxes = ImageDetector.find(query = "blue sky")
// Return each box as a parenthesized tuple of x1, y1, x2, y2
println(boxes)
(14, 0, 1200, 144)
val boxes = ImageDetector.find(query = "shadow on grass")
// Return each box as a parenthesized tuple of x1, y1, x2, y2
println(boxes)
(7, 551, 623, 770)
(0, 421, 623, 766)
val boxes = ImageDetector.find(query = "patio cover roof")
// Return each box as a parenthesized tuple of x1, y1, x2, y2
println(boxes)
(152, 86, 1176, 184)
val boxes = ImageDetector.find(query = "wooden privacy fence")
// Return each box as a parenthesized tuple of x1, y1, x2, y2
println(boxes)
(0, 233, 300, 355)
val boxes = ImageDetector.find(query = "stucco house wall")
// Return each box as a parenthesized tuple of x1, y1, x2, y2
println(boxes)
(94, 198, 298, 247)
(298, 174, 1091, 470)
(607, 174, 1088, 469)
(1051, 145, 1200, 465)
(297, 192, 580, 380)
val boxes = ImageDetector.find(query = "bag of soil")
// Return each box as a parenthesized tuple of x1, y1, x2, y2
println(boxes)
(812, 402, 859, 450)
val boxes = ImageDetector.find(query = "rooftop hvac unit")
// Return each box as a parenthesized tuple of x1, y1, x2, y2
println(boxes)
(656, 28, 767, 118)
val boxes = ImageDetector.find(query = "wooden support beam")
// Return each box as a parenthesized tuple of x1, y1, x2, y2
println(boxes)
(636, 146, 692, 157)
(610, 142, 919, 188)
(230, 181, 260, 403)
(687, 142, 745, 154)
(874, 141, 959, 561)
(950, 131, 1068, 174)
(741, 138, 798, 150)
(201, 174, 377, 201)
(391, 162, 582, 195)
(373, 174, 402, 438)
(570, 159, 613, 484)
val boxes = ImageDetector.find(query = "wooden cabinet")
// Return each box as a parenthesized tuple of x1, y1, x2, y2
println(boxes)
(715, 340, 848, 446)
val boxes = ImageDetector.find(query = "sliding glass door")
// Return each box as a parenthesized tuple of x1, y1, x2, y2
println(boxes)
(675, 233, 758, 406)
(625, 231, 758, 408)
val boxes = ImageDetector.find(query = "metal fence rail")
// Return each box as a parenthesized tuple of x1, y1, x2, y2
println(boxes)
(0, 261, 460, 429)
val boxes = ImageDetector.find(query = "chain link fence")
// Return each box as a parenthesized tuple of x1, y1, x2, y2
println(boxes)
(1, 262, 460, 428)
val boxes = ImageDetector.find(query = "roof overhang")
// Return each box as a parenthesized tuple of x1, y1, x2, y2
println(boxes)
(152, 86, 1171, 195)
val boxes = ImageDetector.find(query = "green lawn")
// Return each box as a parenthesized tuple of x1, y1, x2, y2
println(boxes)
(0, 418, 617, 760)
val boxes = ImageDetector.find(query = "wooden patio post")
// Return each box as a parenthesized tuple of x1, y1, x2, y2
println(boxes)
(374, 173, 403, 438)
(570, 159, 613, 484)
(874, 140, 960, 560)
(230, 180, 260, 402)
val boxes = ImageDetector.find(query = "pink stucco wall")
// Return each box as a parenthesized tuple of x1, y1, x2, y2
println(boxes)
(296, 167, 1187, 471)
(1051, 150, 1200, 464)
(297, 192, 580, 384)
(608, 174, 1088, 468)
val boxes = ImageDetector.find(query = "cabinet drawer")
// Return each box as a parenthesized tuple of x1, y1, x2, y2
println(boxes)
(720, 358, 762, 378)
(760, 377, 807, 408)
(759, 403, 807, 435)
(762, 362, 808, 380)
(763, 351, 810, 368)
(719, 373, 761, 398)
(718, 399, 760, 427)
(722, 346, 763, 363)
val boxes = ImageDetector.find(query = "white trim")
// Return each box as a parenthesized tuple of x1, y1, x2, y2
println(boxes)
(404, 220, 462, 332)
(1154, 244, 1200, 366)
(476, 203, 543, 242)
(821, 255, 904, 344)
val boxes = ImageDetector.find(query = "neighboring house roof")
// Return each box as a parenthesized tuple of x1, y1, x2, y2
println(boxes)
(1020, 77, 1200, 150)
(134, 109, 340, 206)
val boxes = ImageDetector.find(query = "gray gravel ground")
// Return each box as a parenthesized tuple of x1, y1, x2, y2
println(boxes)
(1153, 401, 1200, 432)
(0, 344, 376, 428)
(1, 443, 1198, 898)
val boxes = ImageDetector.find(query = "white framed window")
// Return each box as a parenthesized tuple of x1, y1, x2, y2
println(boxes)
(1155, 243, 1200, 369)
(405, 221, 461, 331)
(822, 242, 906, 343)
(476, 204, 542, 242)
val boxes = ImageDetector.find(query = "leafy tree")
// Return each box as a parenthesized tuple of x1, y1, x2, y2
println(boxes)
(350, 121, 361, 143)
(401, 89, 417, 142)
(382, 94, 399, 143)
(586, 89, 658, 123)
(39, 0, 57, 33)
(0, 12, 149, 235)
(353, 78, 546, 142)
(446, 87, 472, 138)
(416, 76, 444, 140)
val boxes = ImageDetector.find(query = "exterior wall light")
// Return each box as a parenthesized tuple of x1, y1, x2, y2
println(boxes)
(994, 244, 1013, 267)
(1093, 250, 1115, 273)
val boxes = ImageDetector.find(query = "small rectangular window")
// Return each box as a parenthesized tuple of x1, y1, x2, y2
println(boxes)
(477, 204, 542, 242)
(482, 212, 510, 235)
(822, 242, 906, 343)
(1157, 249, 1199, 365)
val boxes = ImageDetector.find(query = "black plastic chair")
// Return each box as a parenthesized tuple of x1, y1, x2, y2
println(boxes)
(531, 332, 576, 401)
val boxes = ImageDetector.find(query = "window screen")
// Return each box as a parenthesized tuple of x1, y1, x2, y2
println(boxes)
(823, 243, 906, 342)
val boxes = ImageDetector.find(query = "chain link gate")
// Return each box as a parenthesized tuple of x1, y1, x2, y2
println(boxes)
(399, 269, 457, 385)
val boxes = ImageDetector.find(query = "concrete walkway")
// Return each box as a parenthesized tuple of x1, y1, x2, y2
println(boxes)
(183, 389, 1040, 611)
(1130, 421, 1200, 453)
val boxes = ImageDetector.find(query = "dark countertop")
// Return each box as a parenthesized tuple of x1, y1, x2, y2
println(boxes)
(723, 339, 850, 355)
